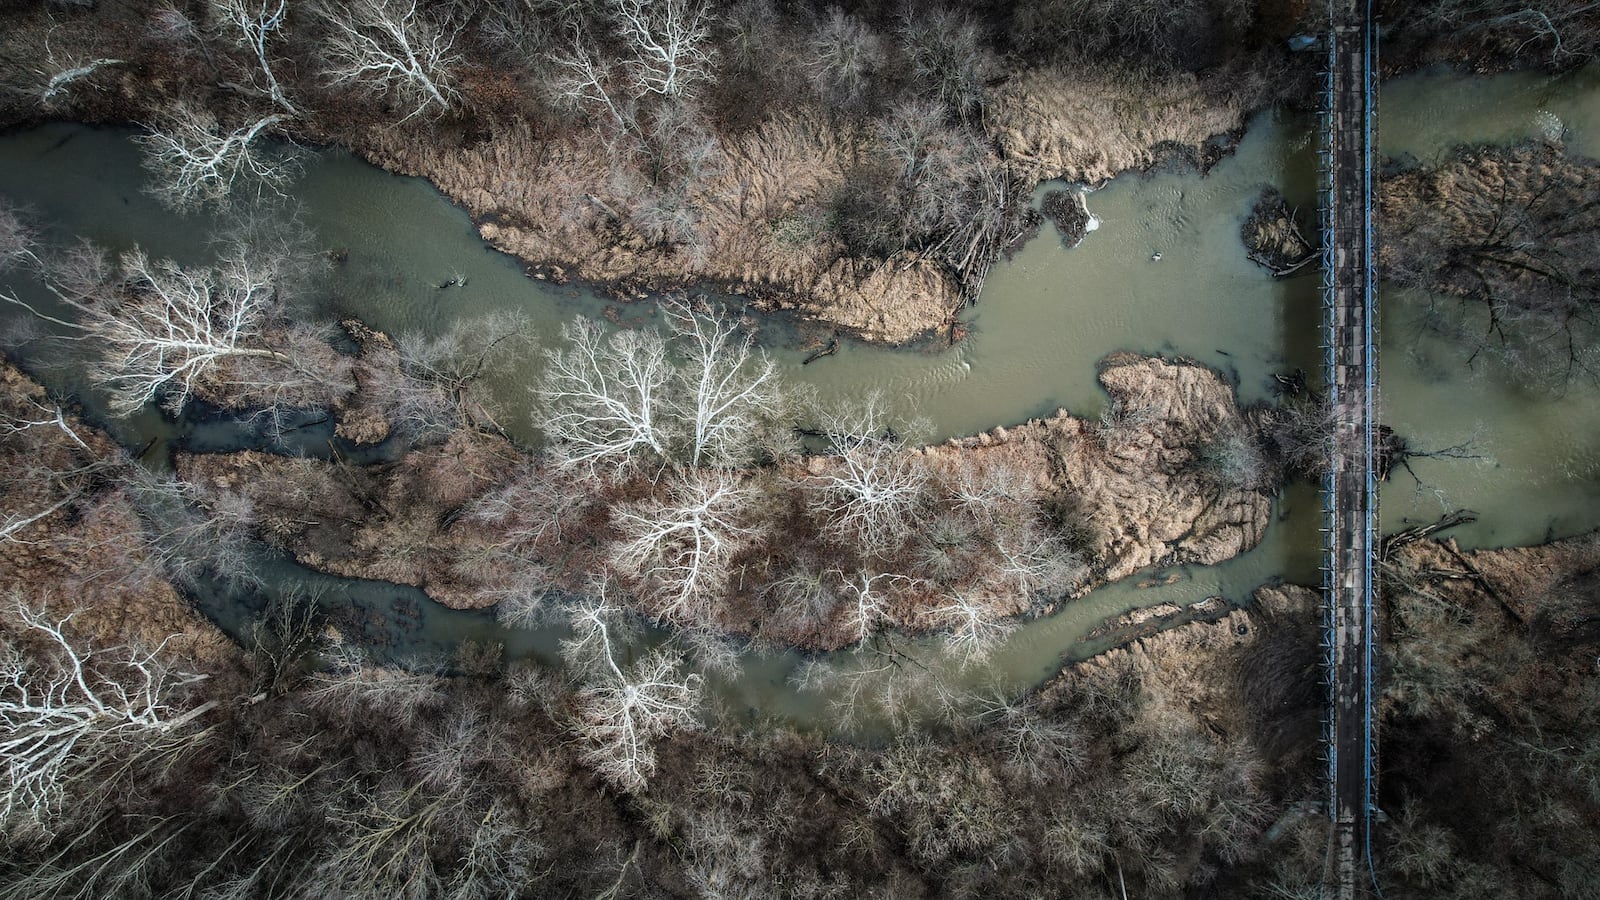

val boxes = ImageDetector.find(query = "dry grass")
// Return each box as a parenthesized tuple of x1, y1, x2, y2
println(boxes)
(987, 64, 1248, 184)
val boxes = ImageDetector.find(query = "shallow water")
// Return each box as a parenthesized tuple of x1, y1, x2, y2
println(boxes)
(1377, 63, 1600, 548)
(3, 62, 1599, 727)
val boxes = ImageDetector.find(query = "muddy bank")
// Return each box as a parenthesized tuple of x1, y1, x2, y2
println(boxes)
(173, 350, 1273, 649)
(1388, 528, 1600, 644)
(1062, 582, 1321, 760)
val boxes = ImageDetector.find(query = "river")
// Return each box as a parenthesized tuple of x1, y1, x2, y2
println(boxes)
(2, 63, 1598, 731)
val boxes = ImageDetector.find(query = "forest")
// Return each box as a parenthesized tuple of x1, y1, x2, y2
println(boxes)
(2, 0, 1600, 897)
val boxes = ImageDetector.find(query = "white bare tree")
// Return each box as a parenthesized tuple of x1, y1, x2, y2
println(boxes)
(992, 527, 1083, 603)
(320, 0, 461, 121)
(664, 298, 783, 468)
(610, 469, 756, 622)
(0, 601, 216, 836)
(561, 587, 702, 792)
(931, 590, 1014, 665)
(302, 643, 444, 728)
(835, 570, 909, 646)
(538, 317, 673, 477)
(807, 393, 928, 550)
(136, 105, 297, 210)
(394, 310, 534, 436)
(33, 48, 124, 111)
(952, 458, 1085, 601)
(215, 0, 300, 113)
(0, 201, 39, 274)
(81, 244, 296, 415)
(552, 33, 638, 137)
(0, 398, 90, 453)
(611, 0, 717, 99)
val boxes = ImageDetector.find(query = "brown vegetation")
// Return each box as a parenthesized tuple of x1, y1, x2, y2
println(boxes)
(171, 349, 1272, 650)
(0, 0, 1317, 343)
(1375, 531, 1600, 897)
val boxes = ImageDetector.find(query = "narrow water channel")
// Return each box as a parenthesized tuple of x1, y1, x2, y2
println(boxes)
(3, 63, 1599, 728)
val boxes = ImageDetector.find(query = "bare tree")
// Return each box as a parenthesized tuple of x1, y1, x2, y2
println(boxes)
(931, 590, 1014, 665)
(805, 7, 883, 109)
(552, 33, 639, 138)
(561, 588, 702, 791)
(0, 398, 90, 454)
(610, 469, 757, 622)
(806, 392, 928, 550)
(664, 297, 784, 468)
(72, 243, 296, 415)
(320, 0, 462, 121)
(0, 399, 112, 546)
(791, 641, 958, 734)
(1384, 143, 1600, 386)
(121, 469, 263, 592)
(394, 310, 533, 437)
(136, 105, 297, 210)
(316, 780, 451, 896)
(0, 600, 216, 837)
(836, 570, 908, 646)
(31, 31, 123, 111)
(538, 317, 673, 477)
(896, 7, 992, 125)
(992, 526, 1082, 602)
(0, 201, 39, 274)
(214, 0, 300, 113)
(766, 560, 840, 628)
(611, 0, 717, 99)
(302, 644, 444, 728)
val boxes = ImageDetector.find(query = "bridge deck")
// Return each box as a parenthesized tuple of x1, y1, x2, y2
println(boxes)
(1320, 4, 1379, 898)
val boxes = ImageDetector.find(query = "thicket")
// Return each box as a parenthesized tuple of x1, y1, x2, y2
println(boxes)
(0, 586, 1310, 899)
(1372, 541, 1600, 898)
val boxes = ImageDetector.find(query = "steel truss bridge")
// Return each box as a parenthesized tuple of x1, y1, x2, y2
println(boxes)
(1317, 1, 1381, 897)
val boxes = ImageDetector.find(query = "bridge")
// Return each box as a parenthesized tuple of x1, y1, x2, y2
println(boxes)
(1317, 1, 1381, 897)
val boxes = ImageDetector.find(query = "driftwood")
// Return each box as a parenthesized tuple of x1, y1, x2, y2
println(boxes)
(1381, 509, 1477, 558)
(802, 339, 838, 365)
(1249, 249, 1319, 277)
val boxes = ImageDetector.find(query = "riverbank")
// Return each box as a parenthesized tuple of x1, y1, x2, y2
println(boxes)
(1375, 527, 1600, 897)
(168, 344, 1273, 650)
(0, 360, 242, 678)
(0, 0, 1303, 346)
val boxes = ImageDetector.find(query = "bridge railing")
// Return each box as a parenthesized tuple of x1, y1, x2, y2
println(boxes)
(1361, 0, 1382, 865)
(1316, 19, 1341, 823)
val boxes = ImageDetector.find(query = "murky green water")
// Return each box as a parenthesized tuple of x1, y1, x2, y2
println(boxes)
(3, 62, 1599, 726)
(1378, 64, 1600, 548)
